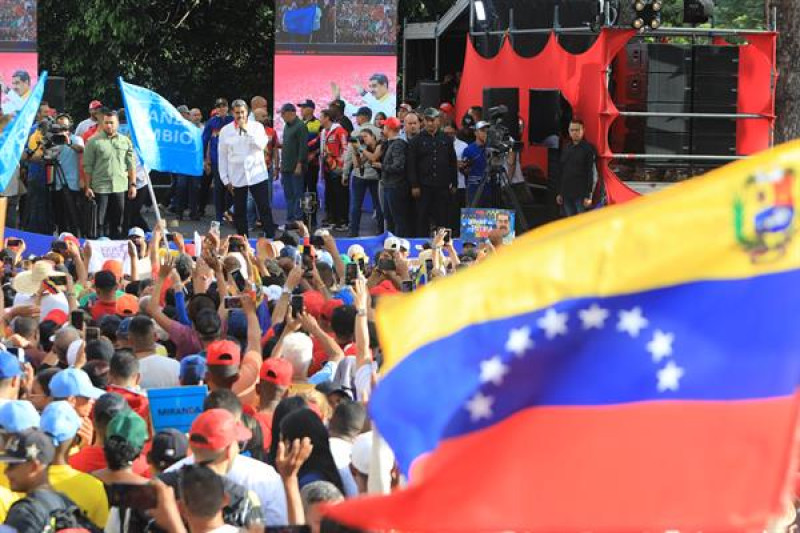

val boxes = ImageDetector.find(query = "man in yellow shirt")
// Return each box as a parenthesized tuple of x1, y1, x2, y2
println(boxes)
(40, 400, 109, 528)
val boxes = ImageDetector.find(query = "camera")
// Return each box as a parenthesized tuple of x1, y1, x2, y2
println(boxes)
(39, 118, 69, 148)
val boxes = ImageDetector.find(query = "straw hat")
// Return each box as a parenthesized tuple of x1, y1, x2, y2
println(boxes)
(12, 261, 64, 295)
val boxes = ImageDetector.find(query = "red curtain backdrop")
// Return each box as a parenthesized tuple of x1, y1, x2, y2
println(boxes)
(455, 29, 777, 204)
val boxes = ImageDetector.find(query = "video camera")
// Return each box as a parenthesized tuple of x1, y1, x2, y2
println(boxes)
(38, 117, 69, 149)
(485, 105, 523, 167)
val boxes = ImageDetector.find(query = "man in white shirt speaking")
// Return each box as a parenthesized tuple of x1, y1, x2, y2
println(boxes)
(218, 99, 277, 237)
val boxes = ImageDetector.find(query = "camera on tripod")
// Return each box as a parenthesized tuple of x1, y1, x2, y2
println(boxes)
(37, 118, 70, 164)
(485, 105, 523, 159)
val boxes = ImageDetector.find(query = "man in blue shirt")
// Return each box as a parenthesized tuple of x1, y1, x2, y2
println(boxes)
(202, 98, 235, 223)
(461, 121, 489, 206)
(52, 113, 85, 236)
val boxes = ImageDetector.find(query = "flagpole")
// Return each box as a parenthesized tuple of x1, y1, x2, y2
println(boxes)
(145, 174, 162, 225)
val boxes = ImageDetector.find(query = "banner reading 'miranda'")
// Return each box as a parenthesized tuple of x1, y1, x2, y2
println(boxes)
(273, 0, 399, 125)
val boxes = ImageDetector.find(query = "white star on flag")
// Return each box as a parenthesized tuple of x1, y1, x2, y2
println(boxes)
(647, 330, 675, 362)
(480, 356, 509, 386)
(466, 392, 494, 421)
(26, 443, 39, 460)
(505, 327, 534, 357)
(578, 304, 609, 330)
(537, 308, 568, 339)
(617, 307, 649, 337)
(657, 361, 685, 392)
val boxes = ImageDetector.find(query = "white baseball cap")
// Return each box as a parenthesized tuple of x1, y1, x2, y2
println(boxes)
(384, 237, 401, 251)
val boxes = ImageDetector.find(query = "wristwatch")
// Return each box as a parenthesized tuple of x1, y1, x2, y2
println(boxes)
(356, 308, 367, 317)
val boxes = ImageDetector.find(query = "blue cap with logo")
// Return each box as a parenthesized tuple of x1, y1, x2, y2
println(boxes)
(49, 368, 105, 400)
(0, 400, 40, 432)
(40, 401, 81, 445)
(0, 350, 21, 379)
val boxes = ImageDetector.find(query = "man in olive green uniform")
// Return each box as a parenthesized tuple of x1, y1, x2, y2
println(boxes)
(82, 109, 136, 239)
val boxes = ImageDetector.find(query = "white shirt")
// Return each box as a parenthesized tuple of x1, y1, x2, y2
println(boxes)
(167, 454, 288, 526)
(137, 354, 180, 389)
(354, 362, 377, 402)
(75, 117, 97, 137)
(344, 92, 397, 120)
(329, 437, 352, 469)
(218, 120, 269, 188)
(453, 138, 468, 189)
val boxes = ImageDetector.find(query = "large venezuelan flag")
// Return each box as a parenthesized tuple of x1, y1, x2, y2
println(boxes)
(324, 142, 800, 532)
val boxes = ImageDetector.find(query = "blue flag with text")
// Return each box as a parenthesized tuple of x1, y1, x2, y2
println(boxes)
(0, 71, 47, 192)
(119, 78, 203, 176)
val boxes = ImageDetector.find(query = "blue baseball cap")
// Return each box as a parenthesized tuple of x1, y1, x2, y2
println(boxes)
(0, 400, 40, 432)
(0, 350, 21, 379)
(40, 401, 81, 445)
(49, 368, 105, 400)
(180, 355, 207, 385)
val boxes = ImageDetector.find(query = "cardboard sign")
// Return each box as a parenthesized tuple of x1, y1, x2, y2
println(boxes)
(460, 208, 516, 245)
(148, 385, 208, 434)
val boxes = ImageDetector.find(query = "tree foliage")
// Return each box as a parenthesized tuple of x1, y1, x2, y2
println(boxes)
(38, 0, 274, 119)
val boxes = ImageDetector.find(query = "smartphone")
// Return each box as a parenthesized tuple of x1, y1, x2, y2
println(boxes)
(401, 280, 414, 293)
(86, 327, 100, 342)
(425, 259, 434, 272)
(443, 228, 452, 243)
(49, 275, 68, 287)
(230, 269, 247, 292)
(290, 294, 304, 317)
(377, 257, 396, 272)
(345, 263, 359, 285)
(70, 310, 84, 331)
(210, 220, 221, 235)
(228, 239, 242, 253)
(6, 239, 21, 248)
(165, 233, 175, 243)
(107, 483, 158, 510)
(224, 296, 242, 309)
(51, 241, 68, 254)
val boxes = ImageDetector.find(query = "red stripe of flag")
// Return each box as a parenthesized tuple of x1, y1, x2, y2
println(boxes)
(325, 395, 800, 531)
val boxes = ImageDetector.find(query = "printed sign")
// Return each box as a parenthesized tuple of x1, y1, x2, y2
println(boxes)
(148, 385, 208, 434)
(460, 208, 516, 245)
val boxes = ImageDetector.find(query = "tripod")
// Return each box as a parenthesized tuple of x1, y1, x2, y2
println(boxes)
(468, 151, 530, 232)
(47, 157, 83, 237)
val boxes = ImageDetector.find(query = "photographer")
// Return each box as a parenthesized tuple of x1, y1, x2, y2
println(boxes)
(21, 101, 53, 234)
(461, 121, 489, 206)
(343, 125, 383, 237)
(51, 114, 85, 236)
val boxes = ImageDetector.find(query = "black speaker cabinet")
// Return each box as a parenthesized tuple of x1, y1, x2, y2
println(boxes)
(528, 89, 563, 144)
(418, 81, 443, 111)
(43, 76, 66, 112)
(482, 87, 520, 140)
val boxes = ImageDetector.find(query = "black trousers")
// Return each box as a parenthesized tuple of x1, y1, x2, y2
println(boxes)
(324, 170, 349, 225)
(124, 186, 150, 233)
(96, 192, 126, 239)
(53, 188, 84, 237)
(232, 180, 276, 237)
(416, 185, 450, 237)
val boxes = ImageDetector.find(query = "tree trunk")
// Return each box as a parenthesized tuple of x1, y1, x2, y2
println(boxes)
(775, 0, 800, 142)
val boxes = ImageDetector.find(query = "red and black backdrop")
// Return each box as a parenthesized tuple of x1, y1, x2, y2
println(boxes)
(454, 28, 777, 203)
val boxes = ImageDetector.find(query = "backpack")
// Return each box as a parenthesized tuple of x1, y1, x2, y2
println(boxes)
(27, 488, 102, 533)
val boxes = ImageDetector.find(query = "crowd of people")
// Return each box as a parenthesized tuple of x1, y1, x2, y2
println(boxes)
(0, 209, 502, 531)
(1, 81, 600, 245)
(335, 1, 396, 46)
(0, 0, 35, 43)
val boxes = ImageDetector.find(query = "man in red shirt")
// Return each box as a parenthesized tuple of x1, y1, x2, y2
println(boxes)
(320, 109, 350, 231)
(68, 391, 149, 475)
(89, 270, 119, 322)
(252, 358, 293, 450)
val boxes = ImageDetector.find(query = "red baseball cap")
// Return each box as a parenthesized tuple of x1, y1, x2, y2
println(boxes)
(207, 340, 241, 368)
(259, 358, 293, 387)
(384, 117, 402, 131)
(439, 102, 454, 115)
(89, 100, 103, 110)
(321, 299, 343, 322)
(115, 293, 139, 316)
(303, 291, 325, 319)
(189, 408, 251, 450)
(43, 309, 68, 327)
